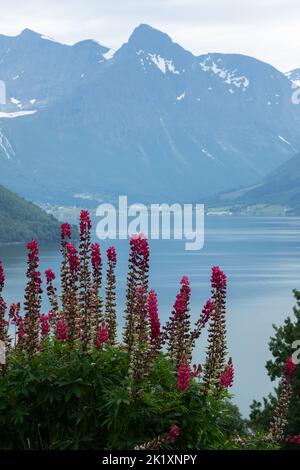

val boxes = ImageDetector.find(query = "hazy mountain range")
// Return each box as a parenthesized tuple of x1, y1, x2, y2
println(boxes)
(0, 24, 300, 205)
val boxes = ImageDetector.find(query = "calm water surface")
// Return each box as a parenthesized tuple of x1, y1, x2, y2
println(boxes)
(1, 216, 300, 415)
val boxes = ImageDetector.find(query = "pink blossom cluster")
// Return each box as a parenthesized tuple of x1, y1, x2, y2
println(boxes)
(284, 357, 297, 381)
(91, 243, 101, 268)
(61, 223, 71, 240)
(66, 243, 80, 273)
(147, 290, 161, 346)
(107, 246, 117, 264)
(219, 358, 234, 388)
(96, 321, 110, 347)
(177, 353, 191, 392)
(211, 266, 227, 292)
(173, 276, 191, 317)
(79, 210, 92, 234)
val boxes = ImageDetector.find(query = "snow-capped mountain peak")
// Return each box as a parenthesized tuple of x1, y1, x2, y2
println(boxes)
(0, 25, 300, 205)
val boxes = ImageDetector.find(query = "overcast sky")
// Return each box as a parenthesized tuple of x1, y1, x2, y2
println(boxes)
(0, 0, 299, 71)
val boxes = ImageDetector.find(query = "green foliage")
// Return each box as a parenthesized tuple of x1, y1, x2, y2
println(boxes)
(249, 289, 300, 436)
(0, 342, 246, 450)
(0, 184, 61, 242)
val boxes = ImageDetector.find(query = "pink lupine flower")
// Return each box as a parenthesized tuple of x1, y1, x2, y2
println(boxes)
(284, 357, 297, 382)
(168, 425, 180, 443)
(107, 246, 117, 263)
(219, 357, 234, 388)
(173, 276, 191, 317)
(39, 314, 51, 339)
(61, 223, 71, 240)
(130, 233, 149, 258)
(27, 240, 39, 264)
(135, 424, 180, 450)
(148, 290, 161, 348)
(96, 321, 110, 347)
(17, 318, 26, 346)
(124, 234, 150, 351)
(211, 266, 227, 292)
(9, 302, 21, 325)
(56, 317, 68, 342)
(45, 269, 56, 283)
(66, 243, 80, 273)
(79, 210, 92, 235)
(177, 353, 191, 392)
(201, 299, 214, 323)
(91, 243, 101, 267)
(32, 271, 43, 293)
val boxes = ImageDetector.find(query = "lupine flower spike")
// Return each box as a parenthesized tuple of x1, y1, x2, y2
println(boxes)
(96, 321, 110, 348)
(203, 267, 228, 393)
(91, 242, 103, 340)
(0, 261, 10, 365)
(104, 247, 117, 343)
(219, 357, 234, 388)
(135, 425, 180, 450)
(177, 353, 191, 392)
(78, 210, 93, 351)
(269, 357, 297, 443)
(164, 276, 191, 366)
(24, 241, 42, 357)
(124, 234, 149, 351)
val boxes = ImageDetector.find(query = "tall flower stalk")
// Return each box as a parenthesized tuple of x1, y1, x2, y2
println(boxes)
(60, 223, 72, 308)
(203, 267, 227, 393)
(124, 234, 149, 351)
(269, 357, 297, 443)
(147, 290, 161, 353)
(78, 210, 93, 351)
(190, 299, 213, 348)
(177, 353, 191, 392)
(91, 242, 103, 342)
(135, 425, 180, 450)
(0, 261, 9, 370)
(129, 286, 150, 383)
(164, 276, 191, 367)
(65, 243, 80, 347)
(24, 241, 42, 357)
(104, 247, 117, 343)
(45, 269, 59, 324)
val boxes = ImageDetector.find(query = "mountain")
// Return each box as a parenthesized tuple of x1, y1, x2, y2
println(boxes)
(286, 68, 300, 87)
(0, 184, 61, 242)
(207, 151, 300, 215)
(1, 24, 300, 204)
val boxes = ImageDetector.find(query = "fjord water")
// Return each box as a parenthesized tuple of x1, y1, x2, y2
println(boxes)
(1, 216, 300, 415)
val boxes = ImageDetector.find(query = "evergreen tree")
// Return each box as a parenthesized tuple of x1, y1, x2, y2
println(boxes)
(249, 290, 300, 435)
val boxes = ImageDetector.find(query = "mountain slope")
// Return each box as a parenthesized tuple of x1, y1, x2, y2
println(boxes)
(1, 24, 300, 204)
(0, 184, 61, 242)
(286, 68, 300, 87)
(208, 151, 300, 214)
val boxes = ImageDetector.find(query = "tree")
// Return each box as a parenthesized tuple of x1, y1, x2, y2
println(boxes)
(249, 290, 300, 436)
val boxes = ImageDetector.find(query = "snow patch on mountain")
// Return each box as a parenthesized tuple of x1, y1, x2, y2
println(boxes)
(103, 48, 116, 60)
(148, 53, 180, 74)
(0, 130, 15, 159)
(200, 56, 250, 91)
(201, 148, 215, 160)
(278, 135, 291, 145)
(176, 92, 185, 101)
(0, 110, 37, 119)
(286, 69, 300, 87)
